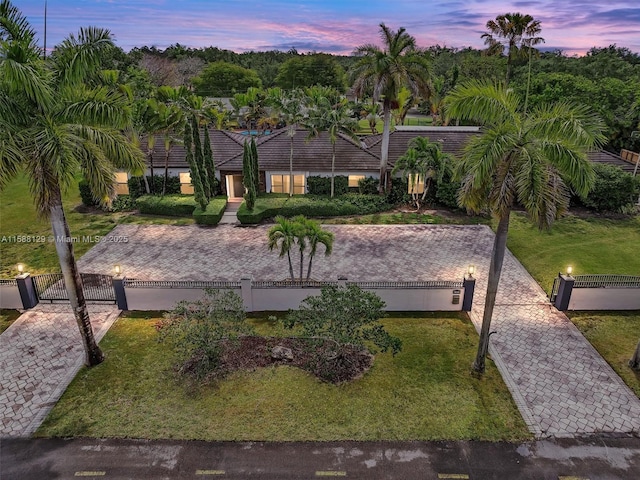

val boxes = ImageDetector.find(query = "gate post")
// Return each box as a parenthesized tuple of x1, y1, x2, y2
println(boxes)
(16, 273, 38, 309)
(462, 276, 476, 312)
(240, 275, 253, 312)
(112, 275, 128, 310)
(553, 273, 575, 311)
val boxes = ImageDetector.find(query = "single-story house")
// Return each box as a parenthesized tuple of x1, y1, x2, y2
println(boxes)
(121, 126, 638, 198)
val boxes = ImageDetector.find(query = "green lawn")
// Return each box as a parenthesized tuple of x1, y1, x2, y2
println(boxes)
(36, 312, 530, 441)
(324, 211, 489, 225)
(0, 309, 21, 334)
(505, 212, 640, 294)
(568, 311, 640, 397)
(356, 116, 433, 134)
(0, 174, 195, 276)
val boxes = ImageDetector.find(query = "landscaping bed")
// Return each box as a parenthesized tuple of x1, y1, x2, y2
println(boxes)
(36, 312, 530, 441)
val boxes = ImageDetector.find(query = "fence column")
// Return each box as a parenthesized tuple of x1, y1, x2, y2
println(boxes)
(241, 275, 253, 312)
(462, 276, 476, 312)
(112, 275, 128, 310)
(16, 273, 38, 309)
(553, 274, 575, 311)
(338, 275, 347, 288)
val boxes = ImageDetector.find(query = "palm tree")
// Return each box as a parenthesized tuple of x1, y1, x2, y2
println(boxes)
(445, 81, 605, 374)
(0, 2, 145, 366)
(392, 137, 452, 210)
(268, 88, 306, 196)
(353, 23, 431, 193)
(306, 97, 358, 198)
(300, 218, 334, 280)
(482, 12, 545, 85)
(362, 100, 381, 135)
(267, 216, 297, 281)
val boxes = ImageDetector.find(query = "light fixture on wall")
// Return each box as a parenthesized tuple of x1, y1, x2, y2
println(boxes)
(114, 264, 122, 275)
(467, 264, 475, 279)
(566, 265, 573, 276)
(17, 263, 24, 274)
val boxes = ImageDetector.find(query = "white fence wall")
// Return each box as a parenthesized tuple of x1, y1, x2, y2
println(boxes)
(568, 288, 640, 310)
(126, 287, 242, 310)
(123, 281, 466, 312)
(0, 283, 23, 309)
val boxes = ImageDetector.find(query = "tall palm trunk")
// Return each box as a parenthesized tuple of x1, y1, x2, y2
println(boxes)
(379, 99, 392, 194)
(330, 143, 336, 198)
(286, 251, 295, 281)
(50, 186, 104, 367)
(306, 255, 314, 280)
(162, 148, 170, 196)
(289, 132, 294, 197)
(472, 209, 511, 374)
(629, 338, 640, 371)
(299, 250, 304, 281)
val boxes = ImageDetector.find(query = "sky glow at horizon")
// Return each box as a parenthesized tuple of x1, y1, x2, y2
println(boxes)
(18, 1, 640, 56)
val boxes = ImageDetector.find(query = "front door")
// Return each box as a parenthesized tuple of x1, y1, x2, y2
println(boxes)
(226, 174, 245, 200)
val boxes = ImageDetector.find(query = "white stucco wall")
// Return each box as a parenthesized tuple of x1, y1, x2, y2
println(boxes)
(0, 284, 23, 309)
(568, 288, 640, 310)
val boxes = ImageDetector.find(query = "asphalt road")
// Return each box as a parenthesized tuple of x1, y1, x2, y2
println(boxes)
(2, 436, 640, 479)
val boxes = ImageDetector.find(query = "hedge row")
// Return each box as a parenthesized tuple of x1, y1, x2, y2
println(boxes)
(193, 198, 228, 225)
(136, 195, 197, 217)
(237, 193, 392, 224)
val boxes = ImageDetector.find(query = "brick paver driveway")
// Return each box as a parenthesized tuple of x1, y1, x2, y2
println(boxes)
(0, 305, 119, 437)
(78, 223, 640, 438)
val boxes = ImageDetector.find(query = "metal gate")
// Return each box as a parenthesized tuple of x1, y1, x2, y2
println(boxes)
(549, 276, 561, 302)
(32, 273, 116, 303)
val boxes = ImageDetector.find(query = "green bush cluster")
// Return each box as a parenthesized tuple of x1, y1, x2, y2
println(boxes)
(193, 198, 228, 225)
(127, 175, 182, 199)
(78, 179, 98, 206)
(109, 195, 135, 212)
(386, 177, 411, 205)
(306, 175, 349, 196)
(580, 164, 640, 212)
(358, 176, 379, 195)
(238, 194, 391, 224)
(136, 195, 197, 217)
(435, 174, 462, 209)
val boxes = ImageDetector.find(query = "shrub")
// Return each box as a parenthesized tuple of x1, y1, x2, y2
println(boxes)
(109, 195, 135, 212)
(306, 175, 349, 196)
(284, 285, 402, 355)
(193, 198, 227, 225)
(78, 179, 98, 207)
(580, 164, 640, 212)
(128, 175, 181, 199)
(386, 177, 411, 205)
(136, 195, 197, 216)
(156, 289, 253, 380)
(435, 174, 462, 209)
(237, 194, 391, 223)
(358, 176, 379, 195)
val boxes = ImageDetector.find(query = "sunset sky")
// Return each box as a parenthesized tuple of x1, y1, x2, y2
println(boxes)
(19, 1, 640, 56)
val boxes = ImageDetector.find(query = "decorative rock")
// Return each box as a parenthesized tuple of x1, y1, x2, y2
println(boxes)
(271, 345, 294, 361)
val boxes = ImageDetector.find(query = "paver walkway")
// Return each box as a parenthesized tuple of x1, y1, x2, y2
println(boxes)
(77, 223, 640, 438)
(218, 200, 241, 225)
(0, 304, 119, 437)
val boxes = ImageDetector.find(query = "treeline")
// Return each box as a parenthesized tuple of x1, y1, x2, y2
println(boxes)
(95, 42, 639, 153)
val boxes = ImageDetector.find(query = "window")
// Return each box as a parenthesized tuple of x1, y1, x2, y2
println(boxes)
(179, 172, 194, 194)
(408, 174, 425, 194)
(348, 175, 365, 187)
(271, 174, 305, 194)
(114, 172, 129, 195)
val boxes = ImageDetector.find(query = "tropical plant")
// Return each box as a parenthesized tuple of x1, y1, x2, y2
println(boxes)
(267, 216, 297, 281)
(242, 140, 257, 210)
(298, 217, 334, 280)
(445, 80, 605, 374)
(183, 120, 207, 209)
(268, 88, 306, 196)
(284, 284, 402, 355)
(482, 12, 545, 85)
(392, 136, 453, 210)
(306, 97, 358, 198)
(353, 23, 431, 193)
(0, 2, 145, 366)
(362, 100, 381, 135)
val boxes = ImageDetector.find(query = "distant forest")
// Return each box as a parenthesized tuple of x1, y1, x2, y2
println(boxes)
(99, 43, 640, 153)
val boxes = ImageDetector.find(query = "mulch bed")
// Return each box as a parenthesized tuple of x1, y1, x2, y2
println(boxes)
(214, 336, 374, 384)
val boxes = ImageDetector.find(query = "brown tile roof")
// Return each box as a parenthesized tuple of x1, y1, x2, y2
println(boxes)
(140, 126, 634, 176)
